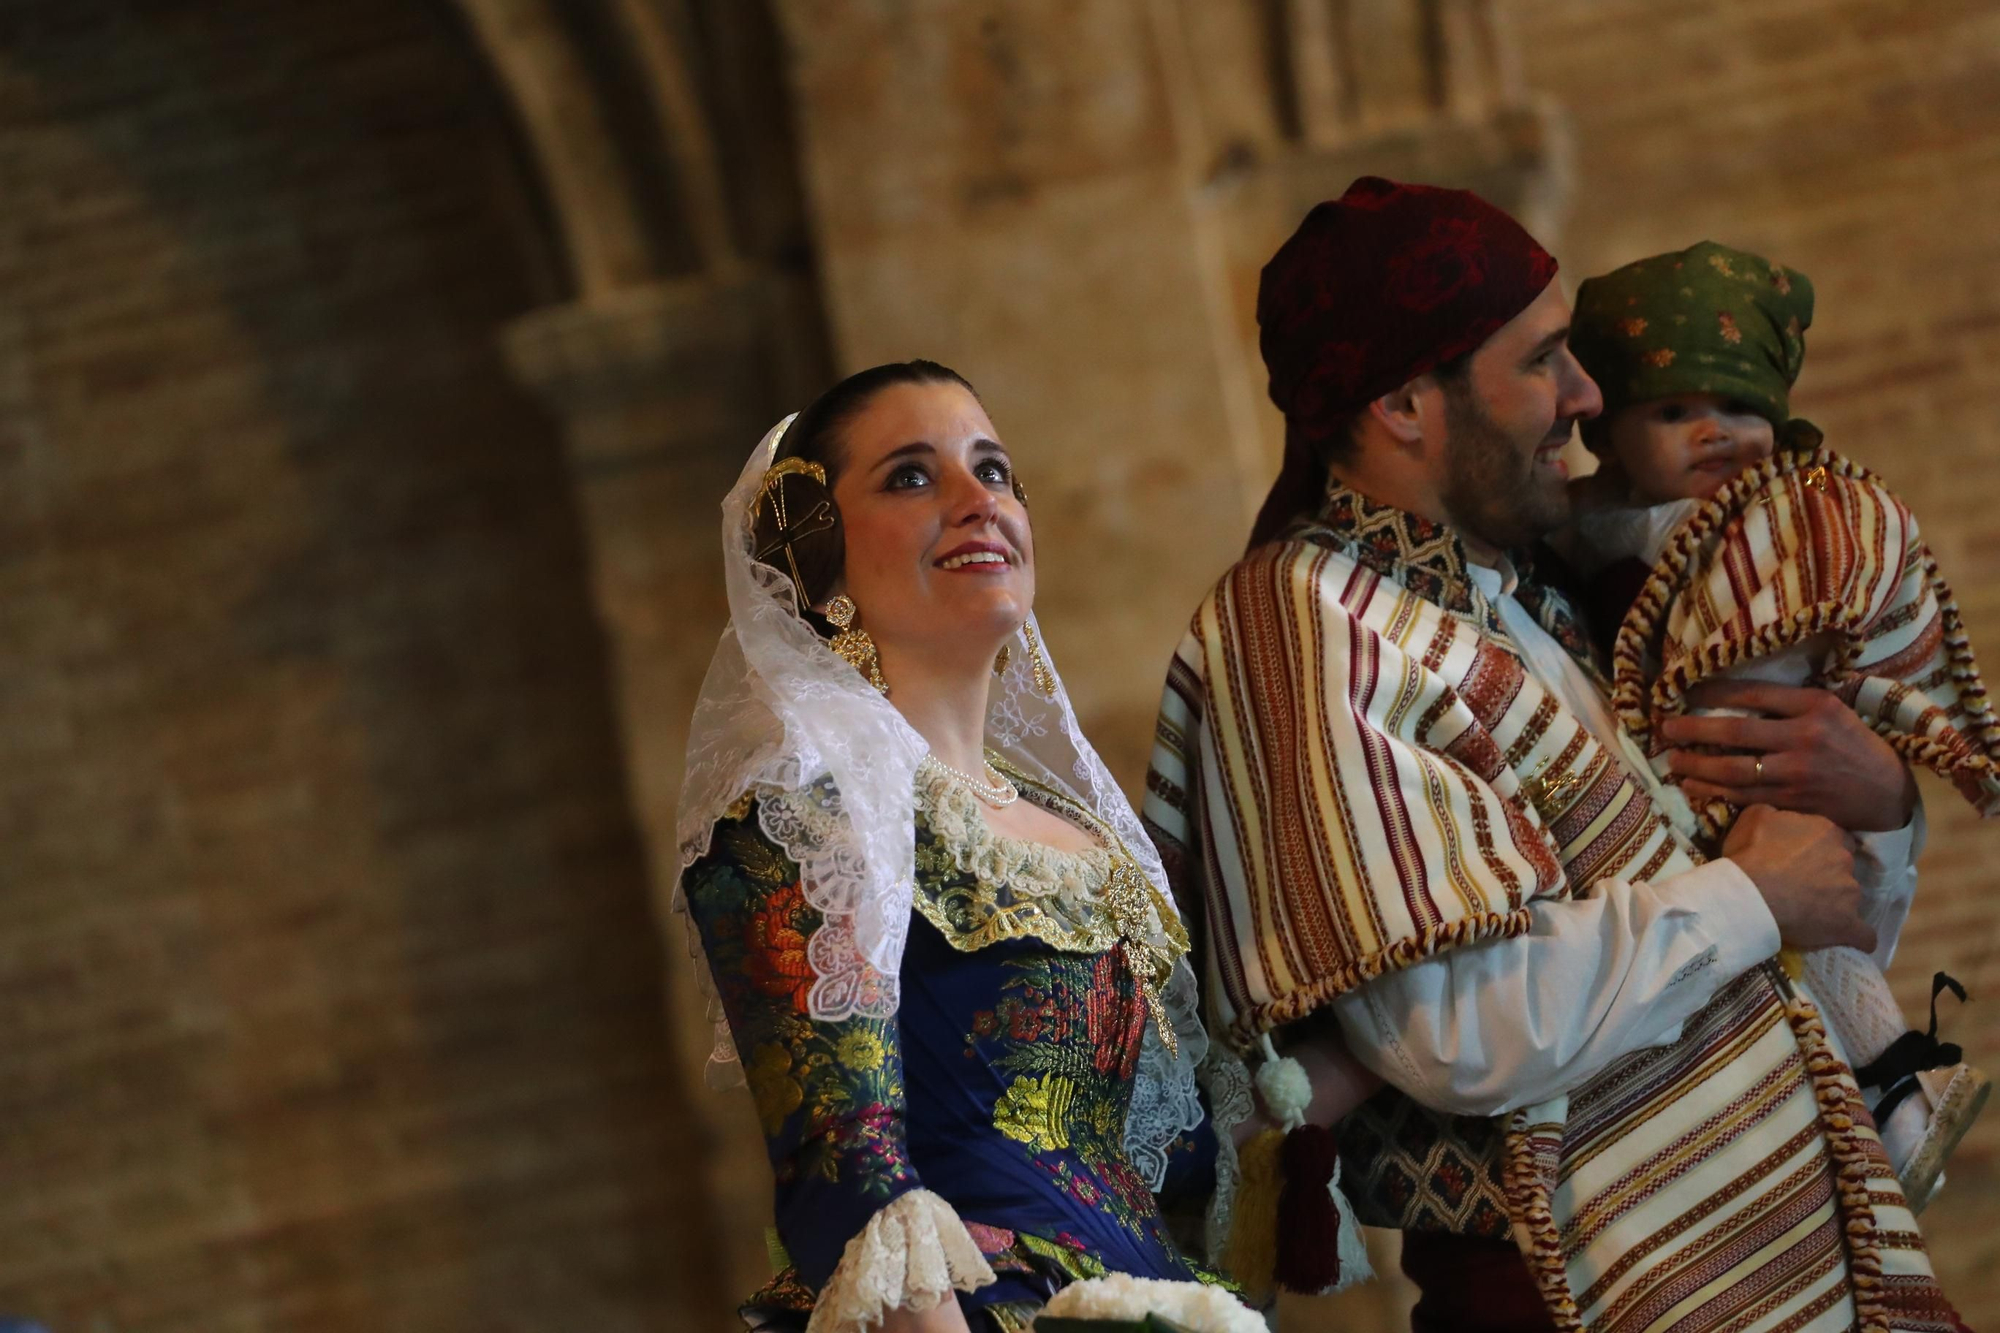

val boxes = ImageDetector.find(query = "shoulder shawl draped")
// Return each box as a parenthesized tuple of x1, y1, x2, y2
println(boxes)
(1145, 487, 1961, 1331)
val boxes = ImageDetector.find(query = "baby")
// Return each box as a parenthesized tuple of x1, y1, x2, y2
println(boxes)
(1564, 241, 1994, 1210)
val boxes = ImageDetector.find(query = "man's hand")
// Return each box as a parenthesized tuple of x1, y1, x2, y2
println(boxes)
(1722, 804, 1876, 953)
(1659, 680, 1918, 832)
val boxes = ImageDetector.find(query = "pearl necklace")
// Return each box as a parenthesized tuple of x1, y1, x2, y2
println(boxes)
(919, 751, 1019, 807)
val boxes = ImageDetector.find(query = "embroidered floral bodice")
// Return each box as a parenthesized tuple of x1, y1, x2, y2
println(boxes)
(682, 769, 1216, 1330)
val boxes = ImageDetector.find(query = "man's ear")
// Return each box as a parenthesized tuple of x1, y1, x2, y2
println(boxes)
(1365, 379, 1429, 451)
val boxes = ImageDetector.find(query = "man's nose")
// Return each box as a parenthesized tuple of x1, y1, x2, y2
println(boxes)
(1559, 350, 1604, 420)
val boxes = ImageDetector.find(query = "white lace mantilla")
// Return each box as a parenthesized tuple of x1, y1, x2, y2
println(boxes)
(807, 1189, 994, 1333)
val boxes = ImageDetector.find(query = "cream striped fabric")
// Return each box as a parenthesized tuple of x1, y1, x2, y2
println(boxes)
(1612, 444, 2000, 834)
(1147, 507, 1963, 1330)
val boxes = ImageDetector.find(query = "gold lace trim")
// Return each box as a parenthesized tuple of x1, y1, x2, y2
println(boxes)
(912, 761, 1190, 1052)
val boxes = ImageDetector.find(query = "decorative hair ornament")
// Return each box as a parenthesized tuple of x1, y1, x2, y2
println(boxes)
(752, 456, 838, 613)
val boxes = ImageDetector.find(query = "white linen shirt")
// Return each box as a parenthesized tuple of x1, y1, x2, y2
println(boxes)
(1329, 557, 1920, 1117)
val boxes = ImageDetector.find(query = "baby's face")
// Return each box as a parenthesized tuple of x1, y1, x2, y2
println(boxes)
(1605, 393, 1776, 503)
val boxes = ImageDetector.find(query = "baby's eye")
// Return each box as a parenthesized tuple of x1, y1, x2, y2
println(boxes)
(1724, 399, 1759, 418)
(975, 457, 1011, 484)
(886, 464, 932, 490)
(1657, 403, 1689, 423)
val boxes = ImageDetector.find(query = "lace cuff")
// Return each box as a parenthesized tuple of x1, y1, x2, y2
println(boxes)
(805, 1189, 995, 1333)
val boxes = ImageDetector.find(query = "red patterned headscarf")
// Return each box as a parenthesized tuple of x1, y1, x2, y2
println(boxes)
(1249, 176, 1559, 549)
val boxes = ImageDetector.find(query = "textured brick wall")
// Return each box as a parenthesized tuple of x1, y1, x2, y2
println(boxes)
(0, 3, 718, 1329)
(1516, 0, 2000, 1316)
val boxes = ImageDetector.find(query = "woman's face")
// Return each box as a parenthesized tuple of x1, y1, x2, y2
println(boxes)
(1605, 392, 1777, 503)
(827, 381, 1033, 672)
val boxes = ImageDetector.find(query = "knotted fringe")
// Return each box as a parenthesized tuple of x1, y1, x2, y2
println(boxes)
(1229, 906, 1536, 1045)
(1782, 988, 1891, 1333)
(1502, 1095, 1584, 1333)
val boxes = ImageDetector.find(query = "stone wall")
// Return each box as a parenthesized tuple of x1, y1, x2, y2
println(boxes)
(0, 3, 719, 1328)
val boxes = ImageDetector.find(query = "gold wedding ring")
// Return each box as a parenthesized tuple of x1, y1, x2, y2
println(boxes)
(1753, 756, 1765, 781)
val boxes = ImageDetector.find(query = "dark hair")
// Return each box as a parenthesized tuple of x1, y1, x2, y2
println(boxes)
(750, 359, 979, 611)
(1313, 350, 1472, 471)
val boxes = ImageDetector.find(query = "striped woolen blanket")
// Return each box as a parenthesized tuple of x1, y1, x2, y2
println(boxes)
(1610, 443, 2000, 839)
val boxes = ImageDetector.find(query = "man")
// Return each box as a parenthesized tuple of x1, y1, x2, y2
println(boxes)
(1145, 178, 1963, 1331)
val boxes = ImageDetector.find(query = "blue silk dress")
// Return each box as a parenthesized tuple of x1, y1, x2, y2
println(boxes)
(682, 773, 1220, 1332)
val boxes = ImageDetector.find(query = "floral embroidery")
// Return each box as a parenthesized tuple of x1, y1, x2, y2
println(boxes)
(690, 796, 1224, 1322)
(837, 1028, 887, 1072)
(1773, 268, 1792, 294)
(1707, 252, 1735, 277)
(746, 878, 816, 1014)
(994, 1073, 1076, 1153)
(1643, 347, 1676, 367)
(1617, 316, 1647, 337)
(686, 817, 914, 1199)
(968, 953, 1167, 1241)
(1717, 311, 1743, 344)
(747, 1042, 804, 1136)
(965, 1221, 1018, 1254)
(1019, 1230, 1110, 1282)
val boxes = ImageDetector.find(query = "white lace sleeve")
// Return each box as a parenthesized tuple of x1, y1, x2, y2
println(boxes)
(805, 1189, 995, 1333)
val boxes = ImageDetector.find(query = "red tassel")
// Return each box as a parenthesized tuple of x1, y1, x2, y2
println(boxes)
(1273, 1122, 1344, 1293)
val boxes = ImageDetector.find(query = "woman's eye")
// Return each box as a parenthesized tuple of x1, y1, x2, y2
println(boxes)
(886, 464, 931, 490)
(975, 458, 1011, 484)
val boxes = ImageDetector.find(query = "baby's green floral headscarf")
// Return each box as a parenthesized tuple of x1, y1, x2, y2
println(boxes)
(1571, 241, 1814, 443)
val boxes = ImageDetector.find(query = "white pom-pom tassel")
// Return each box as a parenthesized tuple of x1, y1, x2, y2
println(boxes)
(1254, 1034, 1313, 1131)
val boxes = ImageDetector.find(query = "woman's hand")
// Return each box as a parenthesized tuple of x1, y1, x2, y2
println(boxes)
(1658, 681, 1918, 833)
(877, 1298, 973, 1333)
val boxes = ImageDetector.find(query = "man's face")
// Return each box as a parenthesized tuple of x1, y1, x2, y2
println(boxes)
(1434, 282, 1604, 554)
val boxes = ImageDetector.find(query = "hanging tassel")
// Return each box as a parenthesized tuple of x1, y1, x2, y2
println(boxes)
(1245, 1032, 1376, 1297)
(1224, 1127, 1285, 1305)
(1328, 1154, 1374, 1292)
(1274, 1123, 1345, 1293)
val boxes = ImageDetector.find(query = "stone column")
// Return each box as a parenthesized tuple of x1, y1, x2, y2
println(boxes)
(501, 271, 814, 1306)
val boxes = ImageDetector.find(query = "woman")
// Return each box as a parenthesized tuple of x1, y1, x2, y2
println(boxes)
(674, 362, 1251, 1332)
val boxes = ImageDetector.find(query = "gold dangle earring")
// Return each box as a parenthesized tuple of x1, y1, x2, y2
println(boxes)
(1021, 618, 1057, 698)
(994, 642, 1012, 677)
(823, 594, 888, 695)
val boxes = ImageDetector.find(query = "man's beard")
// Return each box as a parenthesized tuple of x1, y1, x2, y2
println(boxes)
(1438, 382, 1573, 554)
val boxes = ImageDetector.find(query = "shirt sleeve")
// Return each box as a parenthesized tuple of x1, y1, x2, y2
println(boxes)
(1853, 795, 1924, 971)
(681, 804, 925, 1290)
(1332, 857, 1780, 1117)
